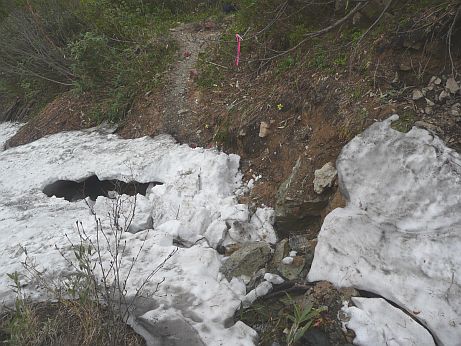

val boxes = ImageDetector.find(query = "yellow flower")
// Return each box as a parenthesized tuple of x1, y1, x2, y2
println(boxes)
(277, 103, 284, 111)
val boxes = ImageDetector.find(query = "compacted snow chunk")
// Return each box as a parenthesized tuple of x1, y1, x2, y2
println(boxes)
(343, 297, 435, 346)
(308, 116, 461, 345)
(0, 126, 277, 346)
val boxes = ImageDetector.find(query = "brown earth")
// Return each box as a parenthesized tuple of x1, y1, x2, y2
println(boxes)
(6, 92, 97, 148)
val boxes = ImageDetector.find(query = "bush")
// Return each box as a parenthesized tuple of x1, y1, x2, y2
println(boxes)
(0, 0, 87, 111)
(1, 193, 177, 345)
(0, 0, 178, 123)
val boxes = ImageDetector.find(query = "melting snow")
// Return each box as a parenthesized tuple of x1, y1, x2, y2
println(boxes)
(308, 116, 461, 345)
(0, 122, 277, 345)
(343, 297, 435, 346)
(0, 122, 20, 150)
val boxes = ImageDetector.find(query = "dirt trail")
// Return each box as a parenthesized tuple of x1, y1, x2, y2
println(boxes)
(162, 23, 220, 138)
(116, 22, 221, 141)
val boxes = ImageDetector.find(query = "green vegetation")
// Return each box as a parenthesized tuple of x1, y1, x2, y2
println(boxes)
(0, 0, 220, 123)
(238, 293, 327, 345)
(285, 294, 327, 346)
(196, 51, 225, 89)
(391, 109, 417, 133)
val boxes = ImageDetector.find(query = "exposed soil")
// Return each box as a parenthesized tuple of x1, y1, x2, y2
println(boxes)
(6, 92, 97, 148)
(117, 21, 221, 142)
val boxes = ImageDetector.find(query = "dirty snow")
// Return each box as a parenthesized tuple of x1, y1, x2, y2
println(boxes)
(343, 297, 435, 346)
(0, 122, 277, 345)
(0, 122, 20, 150)
(308, 116, 461, 345)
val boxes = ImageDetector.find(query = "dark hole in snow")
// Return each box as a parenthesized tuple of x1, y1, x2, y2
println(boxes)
(43, 175, 162, 202)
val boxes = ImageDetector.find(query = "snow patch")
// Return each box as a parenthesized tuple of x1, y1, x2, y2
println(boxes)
(0, 124, 277, 345)
(0, 122, 21, 149)
(343, 297, 435, 346)
(308, 117, 461, 345)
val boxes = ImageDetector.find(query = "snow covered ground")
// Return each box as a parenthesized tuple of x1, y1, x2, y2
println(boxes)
(308, 115, 461, 345)
(0, 123, 277, 345)
(0, 122, 20, 150)
(342, 297, 435, 346)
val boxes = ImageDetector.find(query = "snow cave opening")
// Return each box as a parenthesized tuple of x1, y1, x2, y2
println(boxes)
(43, 175, 162, 202)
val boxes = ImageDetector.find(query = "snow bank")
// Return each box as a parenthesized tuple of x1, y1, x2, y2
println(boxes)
(308, 116, 461, 345)
(0, 122, 20, 149)
(343, 297, 435, 346)
(0, 123, 277, 345)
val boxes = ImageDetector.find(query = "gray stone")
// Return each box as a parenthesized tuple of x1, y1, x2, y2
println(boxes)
(412, 89, 424, 100)
(275, 157, 330, 234)
(439, 90, 449, 101)
(134, 310, 206, 346)
(429, 76, 441, 85)
(277, 256, 305, 280)
(259, 121, 270, 138)
(446, 77, 460, 94)
(414, 121, 443, 135)
(289, 234, 309, 253)
(220, 242, 272, 280)
(313, 162, 337, 194)
(271, 239, 289, 268)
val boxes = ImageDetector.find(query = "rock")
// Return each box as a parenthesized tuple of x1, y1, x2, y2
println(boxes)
(424, 106, 433, 115)
(278, 256, 305, 280)
(313, 162, 337, 194)
(414, 121, 442, 135)
(247, 268, 267, 290)
(220, 242, 272, 280)
(321, 189, 347, 219)
(136, 309, 206, 346)
(439, 90, 449, 101)
(223, 3, 238, 13)
(425, 98, 435, 106)
(289, 250, 297, 257)
(339, 287, 360, 302)
(259, 121, 270, 138)
(446, 77, 460, 94)
(352, 12, 362, 25)
(303, 239, 317, 272)
(271, 239, 289, 268)
(412, 89, 424, 100)
(275, 157, 330, 233)
(450, 109, 460, 116)
(289, 234, 309, 253)
(242, 281, 273, 307)
(429, 76, 441, 85)
(264, 273, 285, 285)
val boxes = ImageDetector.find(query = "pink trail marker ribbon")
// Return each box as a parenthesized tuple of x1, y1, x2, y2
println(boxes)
(235, 33, 242, 66)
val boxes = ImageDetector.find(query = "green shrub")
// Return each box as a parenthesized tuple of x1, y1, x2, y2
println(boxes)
(70, 32, 116, 91)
